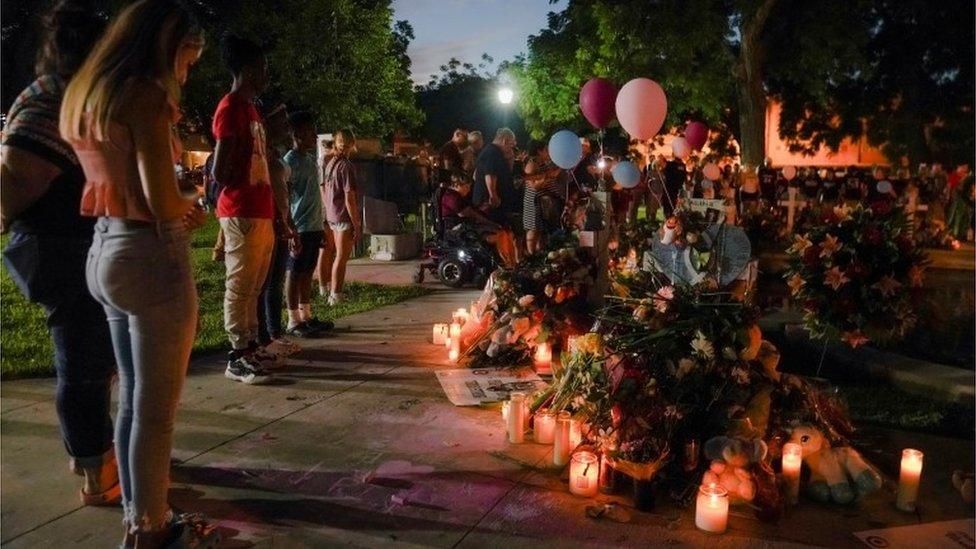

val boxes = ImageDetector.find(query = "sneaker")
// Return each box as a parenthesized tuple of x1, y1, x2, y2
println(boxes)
(253, 345, 283, 369)
(167, 513, 222, 548)
(286, 322, 320, 338)
(225, 354, 272, 385)
(305, 317, 335, 332)
(267, 337, 301, 358)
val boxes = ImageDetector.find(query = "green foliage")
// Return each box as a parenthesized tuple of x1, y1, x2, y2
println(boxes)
(0, 217, 428, 379)
(413, 56, 528, 144)
(512, 0, 974, 165)
(181, 0, 421, 139)
(0, 0, 421, 139)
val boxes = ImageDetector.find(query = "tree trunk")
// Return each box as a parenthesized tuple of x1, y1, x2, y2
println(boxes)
(734, 0, 778, 167)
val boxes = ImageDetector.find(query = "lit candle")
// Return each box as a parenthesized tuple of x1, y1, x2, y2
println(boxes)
(443, 333, 452, 349)
(569, 417, 582, 449)
(453, 308, 468, 324)
(553, 411, 572, 466)
(449, 337, 460, 363)
(695, 483, 729, 534)
(781, 442, 802, 505)
(507, 393, 526, 444)
(534, 408, 556, 444)
(897, 449, 924, 512)
(432, 324, 448, 345)
(534, 342, 552, 372)
(449, 322, 461, 342)
(569, 451, 600, 497)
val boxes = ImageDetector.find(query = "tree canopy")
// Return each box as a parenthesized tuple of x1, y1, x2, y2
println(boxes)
(2, 0, 421, 140)
(414, 56, 528, 146)
(511, 0, 974, 166)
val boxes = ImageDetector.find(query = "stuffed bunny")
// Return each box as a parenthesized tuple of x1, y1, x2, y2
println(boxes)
(703, 436, 768, 502)
(789, 424, 882, 504)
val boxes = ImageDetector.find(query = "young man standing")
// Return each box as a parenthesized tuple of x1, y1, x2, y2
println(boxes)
(257, 103, 302, 359)
(284, 111, 333, 337)
(211, 35, 275, 385)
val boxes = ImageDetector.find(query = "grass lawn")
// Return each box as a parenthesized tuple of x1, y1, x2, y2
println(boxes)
(1, 217, 428, 379)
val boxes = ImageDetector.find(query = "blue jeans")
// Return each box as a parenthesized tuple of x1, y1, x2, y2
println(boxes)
(258, 235, 288, 345)
(2, 232, 115, 468)
(86, 218, 197, 531)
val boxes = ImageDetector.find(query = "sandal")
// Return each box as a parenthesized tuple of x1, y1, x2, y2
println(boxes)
(164, 513, 222, 548)
(80, 480, 122, 506)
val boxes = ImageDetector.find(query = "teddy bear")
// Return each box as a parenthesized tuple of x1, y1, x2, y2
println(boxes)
(789, 424, 882, 504)
(702, 436, 768, 503)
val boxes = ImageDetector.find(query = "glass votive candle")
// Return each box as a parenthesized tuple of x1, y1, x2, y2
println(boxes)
(781, 442, 802, 505)
(507, 393, 526, 444)
(896, 449, 924, 512)
(534, 342, 552, 370)
(553, 411, 572, 466)
(569, 451, 600, 497)
(695, 483, 729, 534)
(534, 408, 556, 444)
(432, 323, 448, 345)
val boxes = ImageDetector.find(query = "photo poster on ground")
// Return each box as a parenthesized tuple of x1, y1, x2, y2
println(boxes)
(683, 198, 726, 224)
(435, 367, 548, 406)
(853, 519, 975, 549)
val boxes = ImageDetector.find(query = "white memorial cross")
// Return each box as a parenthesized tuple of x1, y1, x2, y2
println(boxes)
(778, 186, 809, 233)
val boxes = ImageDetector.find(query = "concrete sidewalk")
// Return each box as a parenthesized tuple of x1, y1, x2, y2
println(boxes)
(2, 286, 974, 548)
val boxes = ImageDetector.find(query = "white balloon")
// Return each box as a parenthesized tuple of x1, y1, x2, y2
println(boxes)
(671, 136, 691, 159)
(782, 165, 797, 181)
(703, 162, 721, 181)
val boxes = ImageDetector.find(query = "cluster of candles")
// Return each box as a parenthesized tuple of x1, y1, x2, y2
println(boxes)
(432, 305, 554, 373)
(502, 396, 599, 497)
(431, 305, 478, 363)
(691, 444, 925, 535)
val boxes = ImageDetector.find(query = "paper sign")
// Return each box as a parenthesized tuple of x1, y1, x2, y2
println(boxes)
(435, 367, 548, 406)
(683, 198, 727, 224)
(854, 519, 975, 549)
(579, 231, 595, 247)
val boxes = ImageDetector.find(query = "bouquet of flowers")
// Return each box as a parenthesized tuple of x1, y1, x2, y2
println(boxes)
(465, 235, 593, 367)
(784, 201, 927, 348)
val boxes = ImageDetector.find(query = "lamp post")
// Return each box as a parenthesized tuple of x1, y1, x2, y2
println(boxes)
(497, 86, 514, 127)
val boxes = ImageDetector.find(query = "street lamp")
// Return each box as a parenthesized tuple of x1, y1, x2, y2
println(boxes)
(497, 87, 514, 105)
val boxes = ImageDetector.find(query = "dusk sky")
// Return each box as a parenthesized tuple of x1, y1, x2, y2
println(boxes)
(393, 0, 565, 85)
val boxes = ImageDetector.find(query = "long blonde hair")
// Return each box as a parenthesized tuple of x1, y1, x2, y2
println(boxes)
(60, 0, 202, 141)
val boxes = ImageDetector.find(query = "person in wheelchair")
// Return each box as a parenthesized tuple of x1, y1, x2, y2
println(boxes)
(438, 171, 517, 268)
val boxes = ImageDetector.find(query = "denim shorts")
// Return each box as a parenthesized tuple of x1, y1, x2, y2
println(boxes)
(287, 231, 324, 273)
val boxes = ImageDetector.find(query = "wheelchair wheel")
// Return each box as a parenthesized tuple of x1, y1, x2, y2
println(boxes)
(438, 258, 468, 288)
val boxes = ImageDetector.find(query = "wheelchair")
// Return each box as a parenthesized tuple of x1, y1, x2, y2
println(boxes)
(413, 186, 500, 288)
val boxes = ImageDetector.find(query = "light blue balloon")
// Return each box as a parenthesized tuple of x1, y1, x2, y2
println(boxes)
(612, 160, 641, 189)
(548, 130, 583, 170)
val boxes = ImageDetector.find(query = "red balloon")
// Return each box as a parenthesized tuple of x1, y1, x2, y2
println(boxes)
(579, 77, 618, 129)
(685, 121, 708, 150)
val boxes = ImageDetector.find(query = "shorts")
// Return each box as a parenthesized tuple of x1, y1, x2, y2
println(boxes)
(328, 221, 352, 232)
(287, 231, 324, 273)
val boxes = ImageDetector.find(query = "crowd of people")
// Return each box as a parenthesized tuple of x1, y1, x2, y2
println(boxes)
(426, 128, 975, 261)
(2, 2, 974, 547)
(0, 0, 368, 546)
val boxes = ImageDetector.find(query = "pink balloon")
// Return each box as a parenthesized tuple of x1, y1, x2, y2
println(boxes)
(671, 136, 691, 159)
(703, 162, 721, 181)
(579, 77, 618, 129)
(615, 78, 667, 140)
(685, 121, 708, 150)
(782, 166, 797, 181)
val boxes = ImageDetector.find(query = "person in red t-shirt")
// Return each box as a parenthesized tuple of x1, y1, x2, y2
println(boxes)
(210, 35, 276, 385)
